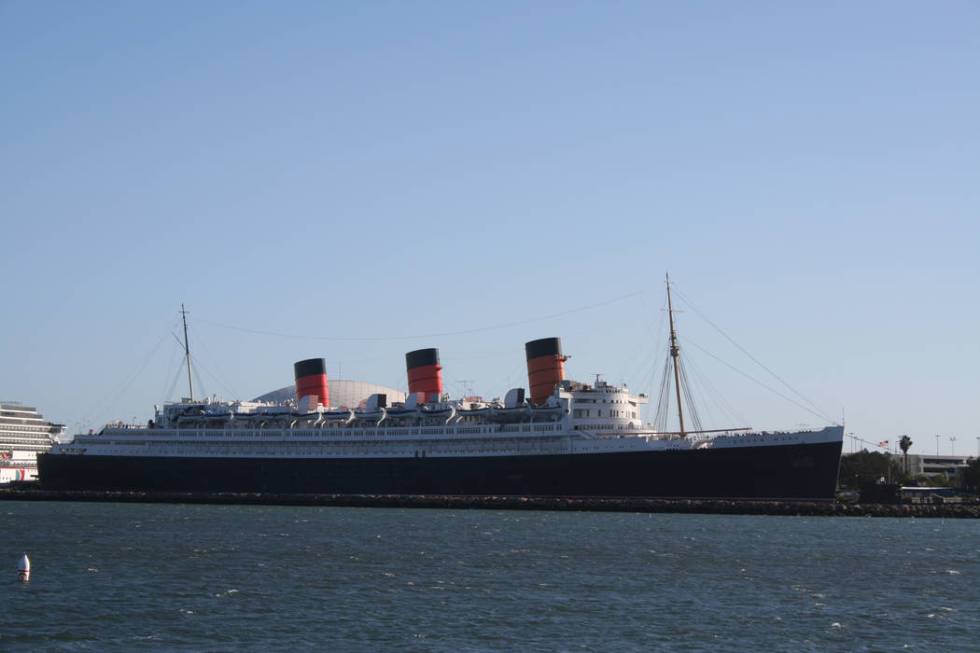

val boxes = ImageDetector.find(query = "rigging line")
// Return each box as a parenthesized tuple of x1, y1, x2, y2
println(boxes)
(191, 357, 237, 400)
(636, 307, 669, 410)
(673, 287, 833, 421)
(499, 358, 528, 393)
(678, 361, 704, 433)
(618, 299, 667, 384)
(682, 341, 746, 426)
(637, 354, 661, 406)
(681, 336, 840, 426)
(187, 324, 240, 399)
(195, 290, 647, 342)
(674, 346, 705, 423)
(678, 351, 720, 429)
(159, 339, 183, 403)
(164, 358, 186, 402)
(625, 305, 668, 389)
(673, 288, 835, 422)
(653, 355, 673, 432)
(683, 348, 749, 427)
(79, 321, 179, 429)
(190, 360, 208, 400)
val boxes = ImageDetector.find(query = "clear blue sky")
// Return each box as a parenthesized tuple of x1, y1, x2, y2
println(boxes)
(2, 2, 978, 455)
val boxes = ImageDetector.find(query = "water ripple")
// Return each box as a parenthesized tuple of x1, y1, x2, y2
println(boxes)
(1, 504, 978, 652)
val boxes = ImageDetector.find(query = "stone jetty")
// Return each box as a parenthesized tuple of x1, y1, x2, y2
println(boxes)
(1, 487, 978, 518)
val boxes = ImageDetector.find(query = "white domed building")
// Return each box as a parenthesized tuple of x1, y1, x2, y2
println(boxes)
(253, 380, 406, 409)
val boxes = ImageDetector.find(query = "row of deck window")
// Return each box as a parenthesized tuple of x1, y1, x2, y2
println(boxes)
(572, 409, 638, 419)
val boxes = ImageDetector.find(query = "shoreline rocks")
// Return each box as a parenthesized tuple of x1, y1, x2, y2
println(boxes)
(1, 488, 978, 517)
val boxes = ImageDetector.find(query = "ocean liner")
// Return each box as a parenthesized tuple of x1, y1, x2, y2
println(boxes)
(39, 289, 844, 499)
(1, 402, 64, 483)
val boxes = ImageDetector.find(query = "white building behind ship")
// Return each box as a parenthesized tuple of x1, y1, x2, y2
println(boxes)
(254, 380, 406, 408)
(903, 454, 975, 480)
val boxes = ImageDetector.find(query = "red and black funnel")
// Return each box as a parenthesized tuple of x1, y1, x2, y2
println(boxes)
(525, 337, 565, 406)
(294, 358, 329, 408)
(406, 348, 443, 403)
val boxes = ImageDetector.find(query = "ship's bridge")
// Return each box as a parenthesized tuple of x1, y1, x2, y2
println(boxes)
(558, 378, 647, 432)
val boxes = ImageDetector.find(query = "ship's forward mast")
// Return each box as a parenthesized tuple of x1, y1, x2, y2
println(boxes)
(654, 275, 712, 437)
(666, 274, 686, 437)
(181, 303, 194, 401)
(654, 275, 757, 438)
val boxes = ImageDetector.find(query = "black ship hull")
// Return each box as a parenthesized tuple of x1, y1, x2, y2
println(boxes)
(38, 440, 843, 499)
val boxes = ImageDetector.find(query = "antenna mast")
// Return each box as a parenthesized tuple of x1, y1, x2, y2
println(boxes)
(666, 274, 686, 438)
(181, 303, 194, 401)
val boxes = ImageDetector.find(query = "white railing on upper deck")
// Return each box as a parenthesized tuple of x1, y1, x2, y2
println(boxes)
(89, 422, 568, 444)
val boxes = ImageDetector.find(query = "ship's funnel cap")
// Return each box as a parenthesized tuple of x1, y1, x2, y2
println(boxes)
(406, 348, 440, 369)
(525, 337, 562, 360)
(294, 358, 326, 379)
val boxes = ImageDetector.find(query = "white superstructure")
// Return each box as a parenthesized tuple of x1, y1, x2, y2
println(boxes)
(0, 402, 63, 482)
(48, 379, 840, 461)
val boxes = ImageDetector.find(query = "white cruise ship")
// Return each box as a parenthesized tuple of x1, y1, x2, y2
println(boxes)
(0, 402, 64, 483)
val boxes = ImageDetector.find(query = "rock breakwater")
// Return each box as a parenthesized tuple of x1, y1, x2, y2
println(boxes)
(1, 488, 978, 517)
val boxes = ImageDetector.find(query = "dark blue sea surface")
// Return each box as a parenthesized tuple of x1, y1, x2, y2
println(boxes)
(1, 502, 977, 652)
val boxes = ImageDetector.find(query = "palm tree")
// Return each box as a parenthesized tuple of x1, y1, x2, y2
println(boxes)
(899, 435, 913, 476)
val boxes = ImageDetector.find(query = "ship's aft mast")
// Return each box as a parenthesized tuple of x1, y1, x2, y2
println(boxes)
(181, 303, 194, 401)
(666, 274, 686, 438)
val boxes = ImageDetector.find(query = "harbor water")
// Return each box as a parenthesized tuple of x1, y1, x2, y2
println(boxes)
(1, 502, 977, 652)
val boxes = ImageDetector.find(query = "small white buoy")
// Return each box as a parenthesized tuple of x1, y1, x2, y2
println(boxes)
(17, 553, 30, 583)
